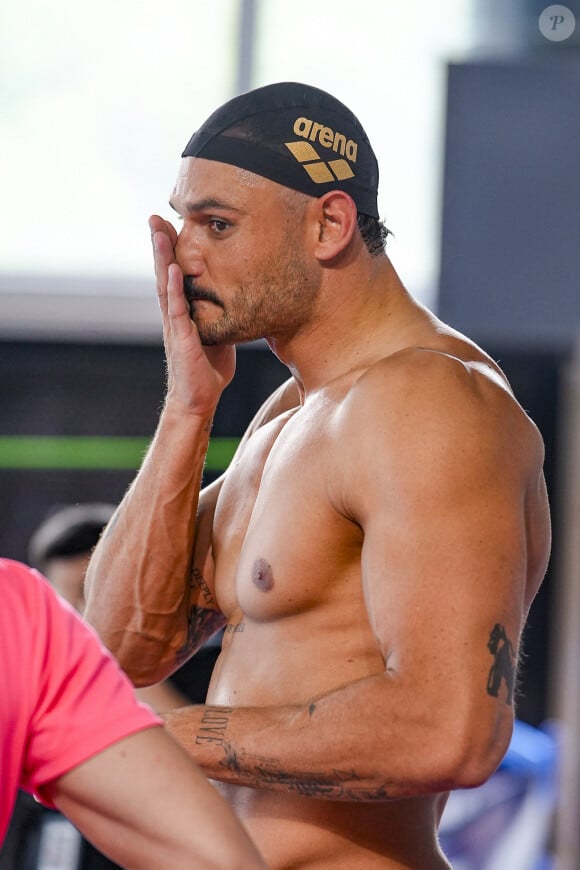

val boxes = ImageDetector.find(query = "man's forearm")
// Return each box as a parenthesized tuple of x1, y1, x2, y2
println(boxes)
(163, 699, 403, 801)
(162, 671, 509, 801)
(83, 403, 214, 683)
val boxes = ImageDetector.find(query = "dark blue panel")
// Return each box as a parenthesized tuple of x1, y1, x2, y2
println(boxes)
(438, 58, 580, 348)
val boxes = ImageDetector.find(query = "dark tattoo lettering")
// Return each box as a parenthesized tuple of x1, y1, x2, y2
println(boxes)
(487, 623, 516, 705)
(219, 743, 391, 801)
(190, 567, 217, 607)
(225, 622, 246, 633)
(195, 707, 232, 746)
(252, 558, 274, 592)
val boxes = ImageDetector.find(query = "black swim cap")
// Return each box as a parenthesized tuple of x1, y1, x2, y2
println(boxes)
(181, 82, 379, 218)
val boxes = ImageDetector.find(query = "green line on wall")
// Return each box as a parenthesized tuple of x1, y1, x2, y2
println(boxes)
(0, 436, 239, 471)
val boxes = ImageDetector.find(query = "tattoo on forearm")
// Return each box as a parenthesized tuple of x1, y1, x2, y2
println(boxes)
(487, 623, 516, 705)
(195, 707, 233, 745)
(175, 604, 225, 667)
(219, 744, 391, 801)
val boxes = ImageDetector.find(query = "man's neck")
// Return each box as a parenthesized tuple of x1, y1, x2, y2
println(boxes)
(265, 258, 427, 395)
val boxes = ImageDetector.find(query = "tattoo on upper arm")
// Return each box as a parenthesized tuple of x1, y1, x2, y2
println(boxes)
(487, 624, 516, 705)
(190, 567, 217, 608)
(176, 568, 224, 666)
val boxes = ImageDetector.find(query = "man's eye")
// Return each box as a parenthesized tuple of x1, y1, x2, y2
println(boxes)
(210, 219, 229, 233)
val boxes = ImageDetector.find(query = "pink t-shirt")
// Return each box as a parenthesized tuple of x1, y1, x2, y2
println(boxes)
(0, 559, 161, 843)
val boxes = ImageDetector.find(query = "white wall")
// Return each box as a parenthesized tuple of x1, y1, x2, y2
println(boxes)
(0, 0, 475, 341)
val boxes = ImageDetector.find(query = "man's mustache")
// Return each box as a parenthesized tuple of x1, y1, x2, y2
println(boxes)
(182, 275, 224, 309)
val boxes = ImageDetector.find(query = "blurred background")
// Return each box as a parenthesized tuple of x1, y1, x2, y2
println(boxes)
(0, 1, 579, 867)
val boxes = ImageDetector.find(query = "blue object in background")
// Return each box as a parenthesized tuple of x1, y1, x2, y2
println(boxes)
(439, 720, 558, 869)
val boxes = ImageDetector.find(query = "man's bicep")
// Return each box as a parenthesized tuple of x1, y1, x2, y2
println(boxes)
(363, 508, 523, 789)
(358, 445, 527, 781)
(357, 418, 530, 771)
(343, 363, 528, 693)
(361, 481, 526, 682)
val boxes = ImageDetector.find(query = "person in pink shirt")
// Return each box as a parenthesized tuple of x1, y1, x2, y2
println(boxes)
(0, 558, 266, 870)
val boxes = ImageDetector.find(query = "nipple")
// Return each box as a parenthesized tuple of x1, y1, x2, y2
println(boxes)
(252, 557, 274, 592)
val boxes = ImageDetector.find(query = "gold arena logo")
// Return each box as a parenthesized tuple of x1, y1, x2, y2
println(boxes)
(285, 116, 358, 184)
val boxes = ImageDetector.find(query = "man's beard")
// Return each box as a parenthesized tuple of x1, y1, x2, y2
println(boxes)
(182, 275, 256, 345)
(182, 275, 232, 345)
(182, 248, 320, 346)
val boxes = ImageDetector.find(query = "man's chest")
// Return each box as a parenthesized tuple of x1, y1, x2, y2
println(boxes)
(211, 405, 361, 619)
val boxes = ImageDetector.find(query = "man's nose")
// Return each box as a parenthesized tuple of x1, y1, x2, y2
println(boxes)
(175, 228, 204, 277)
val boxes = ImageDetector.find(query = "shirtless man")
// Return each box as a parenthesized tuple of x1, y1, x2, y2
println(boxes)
(84, 82, 551, 869)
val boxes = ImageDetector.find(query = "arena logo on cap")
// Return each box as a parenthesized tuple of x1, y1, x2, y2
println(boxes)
(293, 117, 358, 162)
(285, 116, 358, 185)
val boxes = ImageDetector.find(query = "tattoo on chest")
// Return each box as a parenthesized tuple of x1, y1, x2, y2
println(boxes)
(195, 707, 233, 745)
(486, 623, 516, 705)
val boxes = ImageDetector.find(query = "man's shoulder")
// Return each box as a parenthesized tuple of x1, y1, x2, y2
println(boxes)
(349, 344, 505, 405)
(341, 343, 541, 458)
(331, 342, 546, 528)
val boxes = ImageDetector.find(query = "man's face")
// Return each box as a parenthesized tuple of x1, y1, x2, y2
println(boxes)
(169, 158, 322, 345)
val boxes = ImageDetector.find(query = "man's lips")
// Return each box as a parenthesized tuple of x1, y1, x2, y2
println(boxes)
(183, 276, 223, 309)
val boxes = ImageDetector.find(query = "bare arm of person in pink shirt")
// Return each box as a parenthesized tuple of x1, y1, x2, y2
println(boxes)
(45, 725, 266, 870)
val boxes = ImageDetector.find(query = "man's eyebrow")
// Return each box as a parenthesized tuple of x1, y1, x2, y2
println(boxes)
(169, 197, 244, 215)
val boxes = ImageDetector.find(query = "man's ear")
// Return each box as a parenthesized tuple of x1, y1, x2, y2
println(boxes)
(311, 191, 358, 262)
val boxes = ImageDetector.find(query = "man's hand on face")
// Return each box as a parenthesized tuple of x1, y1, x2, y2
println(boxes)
(149, 214, 236, 419)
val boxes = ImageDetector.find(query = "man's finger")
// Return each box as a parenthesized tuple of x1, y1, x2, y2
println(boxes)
(149, 215, 178, 248)
(152, 230, 176, 309)
(152, 230, 175, 268)
(167, 263, 194, 340)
